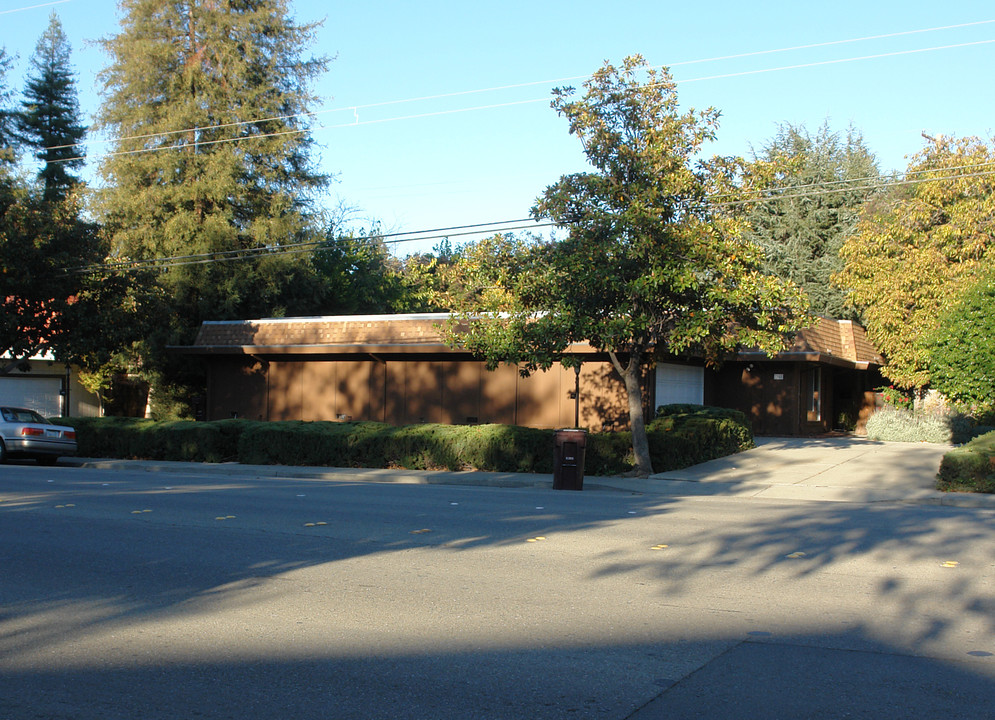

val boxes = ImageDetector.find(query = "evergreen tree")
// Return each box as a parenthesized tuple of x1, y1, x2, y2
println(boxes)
(93, 0, 331, 414)
(94, 0, 329, 326)
(744, 122, 880, 319)
(16, 13, 87, 202)
(0, 48, 15, 162)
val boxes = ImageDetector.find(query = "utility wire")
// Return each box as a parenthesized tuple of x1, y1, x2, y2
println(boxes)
(64, 218, 546, 275)
(41, 20, 995, 161)
(64, 162, 995, 276)
(709, 159, 995, 203)
(0, 0, 70, 16)
(711, 167, 995, 209)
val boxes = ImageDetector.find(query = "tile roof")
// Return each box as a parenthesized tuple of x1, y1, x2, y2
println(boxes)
(784, 318, 883, 366)
(192, 313, 453, 348)
(188, 313, 882, 367)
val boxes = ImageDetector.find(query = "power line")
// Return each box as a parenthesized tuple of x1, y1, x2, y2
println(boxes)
(41, 20, 995, 163)
(64, 218, 547, 275)
(709, 159, 995, 203)
(678, 38, 995, 86)
(64, 162, 995, 276)
(0, 0, 70, 16)
(712, 167, 995, 209)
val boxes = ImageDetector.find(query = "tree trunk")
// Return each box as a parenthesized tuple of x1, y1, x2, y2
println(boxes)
(609, 349, 653, 476)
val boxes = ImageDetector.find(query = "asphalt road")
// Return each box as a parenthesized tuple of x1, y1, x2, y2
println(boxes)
(2, 462, 994, 719)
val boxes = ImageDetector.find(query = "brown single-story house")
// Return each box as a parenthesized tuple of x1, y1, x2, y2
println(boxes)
(179, 313, 884, 436)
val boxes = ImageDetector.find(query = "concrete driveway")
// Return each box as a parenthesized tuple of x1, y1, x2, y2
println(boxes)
(621, 435, 968, 505)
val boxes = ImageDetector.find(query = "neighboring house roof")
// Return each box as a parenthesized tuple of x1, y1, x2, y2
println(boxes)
(183, 313, 882, 369)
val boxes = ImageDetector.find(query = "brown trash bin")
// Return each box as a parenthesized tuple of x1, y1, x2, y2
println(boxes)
(553, 428, 587, 491)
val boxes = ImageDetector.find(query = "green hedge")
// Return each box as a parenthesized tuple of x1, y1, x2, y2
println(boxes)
(938, 430, 995, 493)
(65, 416, 246, 463)
(63, 404, 753, 475)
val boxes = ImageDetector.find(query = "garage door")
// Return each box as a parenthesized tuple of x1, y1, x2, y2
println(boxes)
(0, 377, 63, 416)
(655, 363, 704, 407)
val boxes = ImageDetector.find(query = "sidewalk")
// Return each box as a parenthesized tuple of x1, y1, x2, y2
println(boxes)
(66, 436, 995, 508)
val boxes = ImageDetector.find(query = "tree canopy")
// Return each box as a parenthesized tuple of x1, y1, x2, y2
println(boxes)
(838, 135, 995, 390)
(744, 121, 880, 319)
(0, 167, 151, 375)
(447, 56, 809, 475)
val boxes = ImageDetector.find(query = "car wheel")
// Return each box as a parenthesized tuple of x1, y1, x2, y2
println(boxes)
(0, 440, 6, 463)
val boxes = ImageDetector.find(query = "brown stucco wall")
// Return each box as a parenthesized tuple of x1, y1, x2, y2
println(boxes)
(709, 362, 803, 436)
(203, 353, 637, 431)
(191, 314, 883, 436)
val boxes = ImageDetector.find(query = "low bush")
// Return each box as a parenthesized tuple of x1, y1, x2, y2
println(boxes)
(937, 430, 995, 493)
(865, 407, 952, 444)
(64, 405, 754, 475)
(647, 404, 754, 471)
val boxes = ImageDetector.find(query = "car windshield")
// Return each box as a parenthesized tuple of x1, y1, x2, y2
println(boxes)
(1, 408, 49, 424)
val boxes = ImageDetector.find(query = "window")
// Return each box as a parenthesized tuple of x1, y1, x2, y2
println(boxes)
(806, 367, 822, 422)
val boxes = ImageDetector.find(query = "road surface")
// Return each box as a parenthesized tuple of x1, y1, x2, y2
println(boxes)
(2, 462, 993, 718)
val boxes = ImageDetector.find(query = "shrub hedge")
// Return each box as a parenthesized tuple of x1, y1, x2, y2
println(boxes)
(63, 404, 753, 475)
(937, 430, 995, 494)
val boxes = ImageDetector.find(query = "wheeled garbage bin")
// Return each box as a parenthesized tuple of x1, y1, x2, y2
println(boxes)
(553, 428, 587, 491)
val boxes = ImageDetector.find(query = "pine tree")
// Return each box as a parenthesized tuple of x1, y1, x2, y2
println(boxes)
(93, 0, 331, 416)
(16, 13, 87, 202)
(744, 122, 880, 319)
(0, 48, 16, 162)
(94, 0, 330, 325)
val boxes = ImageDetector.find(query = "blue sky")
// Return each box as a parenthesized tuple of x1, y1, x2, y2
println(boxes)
(3, 0, 994, 254)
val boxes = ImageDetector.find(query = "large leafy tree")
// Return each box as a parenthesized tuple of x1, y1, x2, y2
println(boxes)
(0, 168, 152, 377)
(16, 12, 87, 202)
(838, 135, 995, 390)
(1, 37, 144, 379)
(927, 270, 995, 411)
(448, 56, 809, 475)
(744, 121, 880, 319)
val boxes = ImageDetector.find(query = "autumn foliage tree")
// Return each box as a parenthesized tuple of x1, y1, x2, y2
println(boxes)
(838, 135, 995, 390)
(447, 56, 809, 475)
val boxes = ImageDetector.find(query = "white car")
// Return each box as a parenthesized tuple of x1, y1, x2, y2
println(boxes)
(0, 406, 77, 465)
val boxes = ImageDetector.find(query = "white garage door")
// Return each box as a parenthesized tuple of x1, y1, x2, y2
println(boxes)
(654, 363, 704, 407)
(0, 377, 63, 416)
